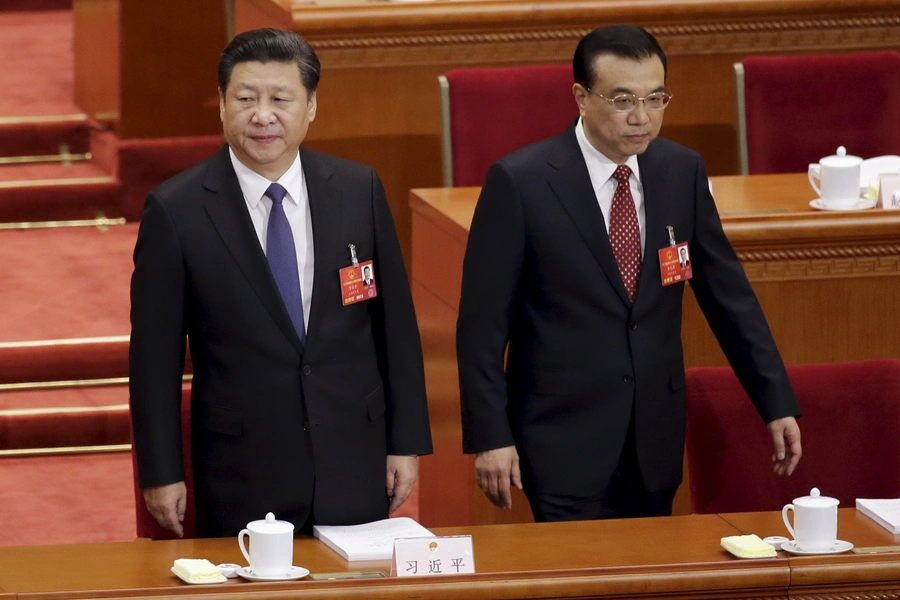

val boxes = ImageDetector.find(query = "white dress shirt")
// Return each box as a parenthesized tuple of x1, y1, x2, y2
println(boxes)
(229, 148, 314, 331)
(574, 117, 646, 253)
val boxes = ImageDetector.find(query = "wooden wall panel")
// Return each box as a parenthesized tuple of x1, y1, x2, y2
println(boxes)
(73, 0, 119, 124)
(74, 0, 227, 138)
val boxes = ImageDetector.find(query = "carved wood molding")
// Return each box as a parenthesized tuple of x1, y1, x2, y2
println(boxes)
(792, 593, 900, 600)
(308, 15, 900, 68)
(740, 250, 900, 282)
(737, 244, 900, 263)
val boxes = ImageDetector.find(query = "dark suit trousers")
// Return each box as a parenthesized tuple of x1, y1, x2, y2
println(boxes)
(526, 415, 679, 522)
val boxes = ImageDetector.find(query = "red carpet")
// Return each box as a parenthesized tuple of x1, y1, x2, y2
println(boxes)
(0, 452, 136, 547)
(0, 225, 135, 342)
(0, 10, 79, 117)
(0, 225, 135, 384)
(0, 117, 91, 158)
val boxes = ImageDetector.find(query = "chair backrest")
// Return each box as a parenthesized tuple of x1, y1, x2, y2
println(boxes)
(734, 51, 900, 175)
(440, 64, 579, 187)
(132, 387, 196, 539)
(686, 359, 900, 514)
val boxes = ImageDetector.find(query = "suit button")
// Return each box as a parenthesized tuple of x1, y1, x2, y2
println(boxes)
(302, 365, 312, 375)
(623, 375, 634, 383)
(629, 322, 638, 330)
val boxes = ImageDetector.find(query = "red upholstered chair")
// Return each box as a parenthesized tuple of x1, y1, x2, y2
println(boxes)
(132, 387, 196, 539)
(685, 359, 900, 514)
(734, 51, 900, 175)
(439, 64, 579, 187)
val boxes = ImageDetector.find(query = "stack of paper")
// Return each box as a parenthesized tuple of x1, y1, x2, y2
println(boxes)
(856, 498, 900, 534)
(313, 517, 434, 561)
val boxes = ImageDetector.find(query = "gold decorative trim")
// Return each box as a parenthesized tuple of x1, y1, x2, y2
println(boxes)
(0, 113, 87, 126)
(0, 216, 126, 231)
(0, 335, 130, 349)
(0, 443, 131, 458)
(0, 377, 130, 392)
(0, 404, 128, 418)
(0, 374, 192, 392)
(0, 176, 115, 189)
(0, 152, 92, 166)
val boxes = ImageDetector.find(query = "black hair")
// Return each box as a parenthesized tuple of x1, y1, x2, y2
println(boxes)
(573, 25, 667, 89)
(218, 28, 321, 93)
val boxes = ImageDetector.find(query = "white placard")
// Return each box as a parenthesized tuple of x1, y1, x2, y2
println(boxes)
(877, 173, 900, 209)
(391, 535, 475, 577)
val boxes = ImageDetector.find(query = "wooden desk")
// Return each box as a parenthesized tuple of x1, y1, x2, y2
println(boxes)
(0, 510, 897, 599)
(410, 173, 900, 527)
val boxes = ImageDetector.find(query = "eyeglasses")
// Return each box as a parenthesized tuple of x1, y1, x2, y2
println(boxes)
(587, 89, 672, 113)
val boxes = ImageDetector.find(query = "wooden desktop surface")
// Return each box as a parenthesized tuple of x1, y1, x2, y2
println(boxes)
(409, 173, 900, 528)
(0, 509, 897, 599)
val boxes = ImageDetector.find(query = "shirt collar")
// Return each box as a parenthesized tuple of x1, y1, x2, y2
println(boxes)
(575, 116, 641, 184)
(228, 148, 304, 208)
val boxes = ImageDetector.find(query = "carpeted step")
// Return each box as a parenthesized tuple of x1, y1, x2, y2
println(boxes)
(2, 0, 72, 11)
(0, 115, 92, 158)
(0, 10, 78, 118)
(0, 161, 122, 222)
(0, 225, 135, 384)
(0, 451, 136, 547)
(0, 385, 129, 451)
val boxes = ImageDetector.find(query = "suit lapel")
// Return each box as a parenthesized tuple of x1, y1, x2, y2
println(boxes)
(635, 142, 673, 308)
(202, 147, 305, 354)
(546, 127, 632, 306)
(300, 147, 340, 351)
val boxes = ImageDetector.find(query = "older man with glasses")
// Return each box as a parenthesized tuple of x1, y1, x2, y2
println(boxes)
(457, 24, 802, 522)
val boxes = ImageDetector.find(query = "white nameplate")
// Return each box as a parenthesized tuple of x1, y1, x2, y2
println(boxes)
(390, 535, 475, 577)
(877, 173, 900, 209)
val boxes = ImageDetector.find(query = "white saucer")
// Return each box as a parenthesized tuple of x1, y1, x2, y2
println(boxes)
(810, 198, 876, 211)
(236, 566, 310, 581)
(170, 567, 227, 584)
(781, 540, 854, 555)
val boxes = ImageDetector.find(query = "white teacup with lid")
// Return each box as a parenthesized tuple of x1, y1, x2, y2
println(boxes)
(782, 488, 839, 552)
(808, 146, 863, 208)
(238, 512, 294, 577)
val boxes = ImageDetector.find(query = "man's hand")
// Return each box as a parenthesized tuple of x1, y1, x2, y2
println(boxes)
(768, 416, 802, 476)
(143, 481, 187, 537)
(475, 446, 522, 510)
(386, 455, 418, 515)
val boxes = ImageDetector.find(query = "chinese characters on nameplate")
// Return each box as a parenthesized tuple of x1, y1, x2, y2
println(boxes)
(391, 535, 475, 577)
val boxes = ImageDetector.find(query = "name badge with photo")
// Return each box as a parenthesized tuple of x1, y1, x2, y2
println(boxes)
(658, 242, 692, 286)
(340, 259, 378, 305)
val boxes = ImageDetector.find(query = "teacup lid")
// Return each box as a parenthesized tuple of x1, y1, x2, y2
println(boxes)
(820, 146, 863, 167)
(793, 487, 840, 507)
(247, 512, 294, 534)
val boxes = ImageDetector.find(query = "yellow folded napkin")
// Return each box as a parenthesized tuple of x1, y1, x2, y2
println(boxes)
(721, 534, 777, 558)
(172, 558, 226, 583)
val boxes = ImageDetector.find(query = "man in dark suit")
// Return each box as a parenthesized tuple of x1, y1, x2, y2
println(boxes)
(130, 28, 432, 537)
(362, 265, 375, 286)
(457, 25, 801, 521)
(679, 247, 690, 268)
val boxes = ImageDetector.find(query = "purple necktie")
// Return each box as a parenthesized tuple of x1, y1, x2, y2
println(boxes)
(265, 183, 306, 343)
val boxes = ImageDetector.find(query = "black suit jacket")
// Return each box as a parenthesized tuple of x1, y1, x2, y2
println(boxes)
(457, 124, 798, 497)
(130, 146, 432, 536)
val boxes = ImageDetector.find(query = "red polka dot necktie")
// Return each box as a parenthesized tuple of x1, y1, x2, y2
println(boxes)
(609, 165, 641, 301)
